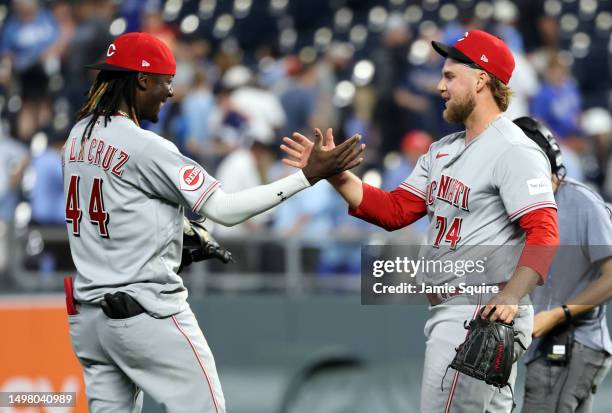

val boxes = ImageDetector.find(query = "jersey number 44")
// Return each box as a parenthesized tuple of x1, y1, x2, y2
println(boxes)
(65, 174, 110, 238)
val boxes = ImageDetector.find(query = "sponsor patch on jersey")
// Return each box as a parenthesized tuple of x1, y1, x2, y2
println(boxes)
(526, 178, 552, 195)
(179, 165, 205, 191)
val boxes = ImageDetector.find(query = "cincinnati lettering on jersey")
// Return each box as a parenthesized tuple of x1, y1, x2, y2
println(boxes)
(426, 174, 471, 211)
(66, 136, 130, 178)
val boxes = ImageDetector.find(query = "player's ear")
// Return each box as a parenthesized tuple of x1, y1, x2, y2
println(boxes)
(475, 71, 488, 92)
(136, 73, 148, 91)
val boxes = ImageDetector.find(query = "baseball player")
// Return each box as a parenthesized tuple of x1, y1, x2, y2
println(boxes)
(514, 116, 612, 413)
(62, 32, 364, 413)
(282, 30, 559, 412)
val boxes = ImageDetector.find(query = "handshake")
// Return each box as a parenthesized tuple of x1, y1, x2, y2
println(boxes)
(179, 217, 233, 273)
(283, 128, 365, 185)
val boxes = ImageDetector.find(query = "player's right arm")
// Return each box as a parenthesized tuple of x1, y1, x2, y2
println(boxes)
(201, 131, 363, 226)
(136, 130, 364, 227)
(282, 128, 428, 231)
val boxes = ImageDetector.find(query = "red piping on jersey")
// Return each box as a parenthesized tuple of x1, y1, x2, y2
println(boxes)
(349, 183, 427, 231)
(192, 180, 221, 213)
(399, 182, 427, 199)
(444, 295, 483, 413)
(509, 201, 557, 221)
(517, 207, 559, 284)
(171, 315, 221, 413)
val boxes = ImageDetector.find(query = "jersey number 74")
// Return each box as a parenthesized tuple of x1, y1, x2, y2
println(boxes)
(433, 215, 462, 249)
(65, 174, 110, 238)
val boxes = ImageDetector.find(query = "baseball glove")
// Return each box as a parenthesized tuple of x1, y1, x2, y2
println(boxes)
(447, 307, 526, 389)
(179, 217, 233, 273)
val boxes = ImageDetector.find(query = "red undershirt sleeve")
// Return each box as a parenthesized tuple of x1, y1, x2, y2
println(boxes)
(517, 207, 559, 284)
(349, 183, 427, 231)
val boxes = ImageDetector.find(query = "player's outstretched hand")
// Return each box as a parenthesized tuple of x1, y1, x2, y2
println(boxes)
(281, 128, 360, 169)
(280, 132, 314, 169)
(481, 291, 519, 323)
(289, 128, 364, 185)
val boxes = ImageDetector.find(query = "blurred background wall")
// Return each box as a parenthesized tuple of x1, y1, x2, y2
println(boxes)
(2, 295, 612, 412)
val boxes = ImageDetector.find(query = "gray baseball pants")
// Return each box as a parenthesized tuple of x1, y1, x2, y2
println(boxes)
(68, 304, 226, 413)
(420, 295, 533, 413)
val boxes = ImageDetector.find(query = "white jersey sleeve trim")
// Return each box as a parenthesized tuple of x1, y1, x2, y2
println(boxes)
(197, 171, 310, 226)
(508, 201, 557, 222)
(399, 182, 427, 200)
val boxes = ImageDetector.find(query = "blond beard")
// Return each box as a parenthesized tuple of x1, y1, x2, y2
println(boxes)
(443, 92, 476, 124)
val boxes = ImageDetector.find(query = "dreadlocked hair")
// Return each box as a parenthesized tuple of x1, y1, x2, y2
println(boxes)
(76, 71, 140, 143)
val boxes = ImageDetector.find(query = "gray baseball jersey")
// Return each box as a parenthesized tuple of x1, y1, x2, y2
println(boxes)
(62, 115, 220, 318)
(400, 116, 557, 285)
(404, 116, 549, 413)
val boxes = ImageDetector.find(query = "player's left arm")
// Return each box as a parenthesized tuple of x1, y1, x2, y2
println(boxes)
(483, 145, 559, 322)
(483, 208, 559, 322)
(281, 128, 428, 230)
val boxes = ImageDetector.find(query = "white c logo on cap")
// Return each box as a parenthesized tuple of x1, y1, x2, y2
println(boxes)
(107, 44, 116, 57)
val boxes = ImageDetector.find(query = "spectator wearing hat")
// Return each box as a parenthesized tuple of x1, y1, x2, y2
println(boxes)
(381, 130, 432, 239)
(382, 130, 433, 191)
(222, 65, 286, 147)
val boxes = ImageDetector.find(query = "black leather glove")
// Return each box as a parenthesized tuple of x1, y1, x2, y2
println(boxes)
(179, 218, 233, 273)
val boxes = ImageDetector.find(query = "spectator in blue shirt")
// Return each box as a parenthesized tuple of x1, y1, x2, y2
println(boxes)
(531, 55, 582, 141)
(277, 56, 318, 139)
(1, 0, 60, 139)
(182, 69, 217, 164)
(0, 132, 28, 222)
(29, 132, 65, 225)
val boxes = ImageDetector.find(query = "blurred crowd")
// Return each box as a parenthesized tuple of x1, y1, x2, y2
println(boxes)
(0, 0, 610, 277)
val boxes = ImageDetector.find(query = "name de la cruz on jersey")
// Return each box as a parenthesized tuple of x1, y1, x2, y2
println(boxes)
(63, 136, 130, 178)
(426, 174, 471, 211)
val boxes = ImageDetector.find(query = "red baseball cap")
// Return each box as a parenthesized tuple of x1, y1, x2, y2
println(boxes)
(86, 32, 176, 75)
(432, 30, 514, 85)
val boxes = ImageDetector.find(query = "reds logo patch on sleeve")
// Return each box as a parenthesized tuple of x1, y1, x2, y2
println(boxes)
(179, 165, 205, 191)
